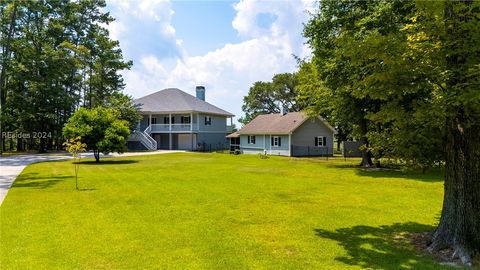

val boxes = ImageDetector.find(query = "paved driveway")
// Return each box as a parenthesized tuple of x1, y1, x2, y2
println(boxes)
(0, 150, 184, 206)
(0, 155, 70, 205)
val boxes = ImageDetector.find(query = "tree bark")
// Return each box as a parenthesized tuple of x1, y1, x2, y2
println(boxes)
(93, 149, 100, 162)
(428, 1, 480, 265)
(16, 137, 23, 151)
(429, 114, 480, 266)
(359, 118, 373, 167)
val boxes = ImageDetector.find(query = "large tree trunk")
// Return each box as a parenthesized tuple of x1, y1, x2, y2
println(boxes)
(93, 149, 100, 162)
(359, 118, 373, 167)
(428, 1, 480, 265)
(16, 137, 23, 151)
(429, 114, 480, 266)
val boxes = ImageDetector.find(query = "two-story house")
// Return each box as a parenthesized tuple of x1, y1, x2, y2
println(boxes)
(128, 87, 234, 151)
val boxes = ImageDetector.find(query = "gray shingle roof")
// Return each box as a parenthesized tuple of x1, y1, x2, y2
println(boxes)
(134, 88, 234, 116)
(235, 112, 335, 135)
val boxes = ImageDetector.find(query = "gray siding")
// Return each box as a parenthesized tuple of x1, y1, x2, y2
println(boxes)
(196, 113, 229, 150)
(197, 132, 229, 150)
(198, 113, 227, 132)
(291, 118, 334, 156)
(140, 115, 149, 131)
(239, 134, 290, 156)
(239, 135, 267, 149)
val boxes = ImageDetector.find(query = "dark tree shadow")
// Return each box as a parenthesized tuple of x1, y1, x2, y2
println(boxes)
(354, 169, 443, 183)
(12, 173, 71, 189)
(326, 163, 443, 183)
(314, 222, 458, 269)
(77, 188, 97, 192)
(79, 159, 138, 165)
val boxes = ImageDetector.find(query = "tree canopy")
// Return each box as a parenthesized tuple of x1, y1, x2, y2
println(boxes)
(303, 0, 480, 264)
(0, 0, 132, 153)
(239, 73, 301, 125)
(63, 107, 130, 162)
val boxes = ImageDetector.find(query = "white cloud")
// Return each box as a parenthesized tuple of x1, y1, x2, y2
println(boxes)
(106, 0, 183, 60)
(107, 0, 315, 125)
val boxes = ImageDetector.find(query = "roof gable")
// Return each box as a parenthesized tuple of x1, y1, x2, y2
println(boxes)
(134, 88, 234, 116)
(236, 112, 335, 135)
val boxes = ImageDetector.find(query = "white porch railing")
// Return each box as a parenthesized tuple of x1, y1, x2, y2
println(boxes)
(145, 125, 152, 134)
(142, 126, 157, 150)
(130, 126, 157, 150)
(150, 123, 197, 132)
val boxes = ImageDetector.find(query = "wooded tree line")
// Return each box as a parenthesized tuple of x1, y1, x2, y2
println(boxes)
(0, 0, 133, 153)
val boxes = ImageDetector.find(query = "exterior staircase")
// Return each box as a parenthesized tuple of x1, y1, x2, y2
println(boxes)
(130, 125, 157, 150)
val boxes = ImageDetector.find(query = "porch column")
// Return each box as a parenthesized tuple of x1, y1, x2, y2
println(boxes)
(190, 112, 193, 131)
(169, 133, 172, 150)
(288, 134, 292, 157)
(197, 113, 200, 130)
(149, 114, 152, 128)
(190, 133, 193, 150)
(169, 113, 172, 131)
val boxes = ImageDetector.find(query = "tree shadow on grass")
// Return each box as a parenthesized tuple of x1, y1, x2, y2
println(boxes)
(314, 222, 456, 270)
(79, 159, 138, 165)
(77, 188, 97, 192)
(354, 169, 443, 183)
(12, 172, 71, 189)
(326, 163, 443, 183)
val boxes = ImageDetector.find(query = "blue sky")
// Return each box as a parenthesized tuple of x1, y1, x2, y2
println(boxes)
(106, 0, 316, 125)
(171, 1, 240, 56)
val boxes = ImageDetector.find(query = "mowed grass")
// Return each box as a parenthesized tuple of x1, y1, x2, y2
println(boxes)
(0, 153, 454, 269)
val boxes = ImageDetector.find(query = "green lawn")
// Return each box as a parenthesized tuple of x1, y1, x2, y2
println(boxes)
(0, 153, 454, 269)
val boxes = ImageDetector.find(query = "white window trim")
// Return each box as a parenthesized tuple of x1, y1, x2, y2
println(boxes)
(273, 136, 280, 147)
(316, 136, 325, 147)
(248, 135, 256, 144)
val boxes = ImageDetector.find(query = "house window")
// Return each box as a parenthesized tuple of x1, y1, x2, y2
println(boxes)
(151, 117, 157, 124)
(163, 116, 170, 124)
(247, 135, 256, 144)
(315, 136, 327, 147)
(181, 116, 191, 124)
(271, 136, 281, 147)
(205, 116, 212, 125)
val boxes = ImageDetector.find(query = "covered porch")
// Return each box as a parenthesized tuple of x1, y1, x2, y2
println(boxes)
(226, 132, 240, 153)
(151, 133, 198, 151)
